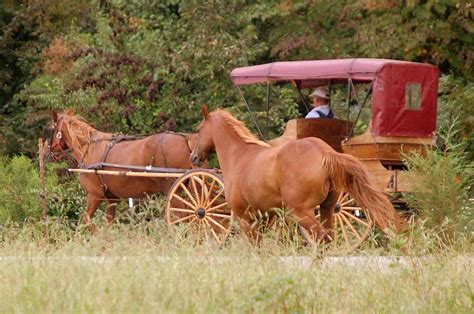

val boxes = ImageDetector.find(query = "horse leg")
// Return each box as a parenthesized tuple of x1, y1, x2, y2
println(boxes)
(105, 198, 118, 225)
(292, 207, 332, 244)
(83, 194, 102, 233)
(319, 190, 339, 241)
(235, 206, 261, 245)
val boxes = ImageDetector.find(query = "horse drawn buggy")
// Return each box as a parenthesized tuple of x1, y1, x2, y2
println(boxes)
(49, 58, 439, 251)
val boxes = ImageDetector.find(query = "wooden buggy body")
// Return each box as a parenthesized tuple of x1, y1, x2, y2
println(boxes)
(231, 58, 440, 193)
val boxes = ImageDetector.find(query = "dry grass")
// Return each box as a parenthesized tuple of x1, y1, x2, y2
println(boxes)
(0, 217, 472, 313)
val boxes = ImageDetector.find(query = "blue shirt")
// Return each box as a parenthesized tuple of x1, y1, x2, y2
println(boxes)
(305, 105, 332, 118)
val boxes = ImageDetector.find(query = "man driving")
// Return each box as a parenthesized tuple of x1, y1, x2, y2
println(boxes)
(305, 86, 334, 118)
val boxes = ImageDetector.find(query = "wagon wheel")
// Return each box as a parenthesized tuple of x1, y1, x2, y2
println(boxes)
(165, 170, 233, 245)
(313, 191, 373, 253)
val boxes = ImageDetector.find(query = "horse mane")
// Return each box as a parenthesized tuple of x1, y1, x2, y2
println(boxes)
(212, 109, 270, 147)
(61, 111, 109, 157)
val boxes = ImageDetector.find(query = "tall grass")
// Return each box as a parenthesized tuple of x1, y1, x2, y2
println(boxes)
(404, 118, 473, 241)
(0, 221, 472, 313)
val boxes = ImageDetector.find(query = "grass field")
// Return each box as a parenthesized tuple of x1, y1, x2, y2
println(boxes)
(0, 218, 472, 313)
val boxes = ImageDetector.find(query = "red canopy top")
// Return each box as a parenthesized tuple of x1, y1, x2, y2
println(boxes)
(231, 58, 437, 87)
(231, 58, 440, 138)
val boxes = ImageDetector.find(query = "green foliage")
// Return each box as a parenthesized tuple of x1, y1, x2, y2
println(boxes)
(404, 119, 473, 240)
(0, 0, 95, 107)
(437, 75, 474, 160)
(0, 156, 86, 225)
(267, 0, 474, 80)
(45, 163, 87, 221)
(0, 156, 42, 224)
(1, 0, 473, 156)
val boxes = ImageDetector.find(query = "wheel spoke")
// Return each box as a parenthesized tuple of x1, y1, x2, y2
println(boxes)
(340, 212, 362, 241)
(206, 188, 225, 209)
(169, 207, 195, 214)
(190, 177, 201, 206)
(180, 217, 198, 235)
(206, 216, 228, 232)
(341, 209, 370, 227)
(207, 212, 232, 220)
(342, 206, 363, 211)
(332, 213, 339, 243)
(203, 218, 220, 242)
(172, 193, 197, 210)
(205, 178, 216, 203)
(200, 175, 207, 207)
(341, 198, 355, 206)
(179, 183, 200, 209)
(338, 192, 350, 204)
(207, 202, 228, 212)
(170, 214, 195, 225)
(202, 221, 210, 241)
(196, 219, 203, 244)
(337, 214, 350, 249)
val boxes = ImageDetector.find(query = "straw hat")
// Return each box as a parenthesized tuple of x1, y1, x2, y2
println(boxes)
(309, 86, 330, 100)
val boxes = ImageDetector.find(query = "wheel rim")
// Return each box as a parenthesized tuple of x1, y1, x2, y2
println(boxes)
(316, 191, 373, 253)
(165, 170, 233, 245)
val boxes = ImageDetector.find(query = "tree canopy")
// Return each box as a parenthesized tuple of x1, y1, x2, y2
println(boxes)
(1, 0, 472, 156)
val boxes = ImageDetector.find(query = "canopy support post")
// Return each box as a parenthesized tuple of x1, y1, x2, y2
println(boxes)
(350, 81, 374, 137)
(293, 81, 310, 113)
(345, 78, 352, 138)
(266, 81, 271, 138)
(236, 86, 267, 141)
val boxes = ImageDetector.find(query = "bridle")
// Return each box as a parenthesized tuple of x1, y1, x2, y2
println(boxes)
(48, 117, 70, 161)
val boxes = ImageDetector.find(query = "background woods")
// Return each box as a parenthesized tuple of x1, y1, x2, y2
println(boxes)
(0, 0, 472, 156)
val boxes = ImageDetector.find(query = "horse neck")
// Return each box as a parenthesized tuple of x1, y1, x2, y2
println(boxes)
(63, 120, 110, 163)
(211, 117, 247, 174)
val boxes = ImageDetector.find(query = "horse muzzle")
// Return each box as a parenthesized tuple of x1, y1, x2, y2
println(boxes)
(190, 152, 203, 167)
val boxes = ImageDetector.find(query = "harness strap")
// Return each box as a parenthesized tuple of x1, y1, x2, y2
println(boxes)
(149, 132, 169, 168)
(96, 138, 120, 198)
(158, 132, 168, 168)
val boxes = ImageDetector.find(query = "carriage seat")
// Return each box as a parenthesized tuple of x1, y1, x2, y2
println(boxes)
(268, 118, 352, 152)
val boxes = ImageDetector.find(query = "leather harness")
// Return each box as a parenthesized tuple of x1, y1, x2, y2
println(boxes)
(88, 132, 191, 198)
(50, 117, 193, 198)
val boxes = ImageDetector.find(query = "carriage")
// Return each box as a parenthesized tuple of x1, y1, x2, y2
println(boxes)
(66, 58, 439, 251)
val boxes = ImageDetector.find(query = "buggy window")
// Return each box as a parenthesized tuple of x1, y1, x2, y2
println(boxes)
(405, 83, 421, 110)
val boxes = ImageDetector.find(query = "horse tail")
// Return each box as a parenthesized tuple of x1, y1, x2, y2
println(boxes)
(322, 151, 405, 232)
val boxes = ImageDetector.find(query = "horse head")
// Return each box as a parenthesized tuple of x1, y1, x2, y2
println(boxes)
(44, 109, 84, 162)
(191, 105, 215, 166)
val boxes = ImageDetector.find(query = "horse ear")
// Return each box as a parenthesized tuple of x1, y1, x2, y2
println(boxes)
(201, 105, 209, 119)
(51, 111, 58, 122)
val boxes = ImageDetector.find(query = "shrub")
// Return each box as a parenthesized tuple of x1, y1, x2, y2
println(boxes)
(0, 156, 42, 224)
(45, 163, 86, 222)
(404, 119, 473, 240)
(0, 156, 87, 225)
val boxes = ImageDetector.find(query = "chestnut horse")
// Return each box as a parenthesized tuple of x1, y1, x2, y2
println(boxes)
(45, 110, 197, 232)
(191, 107, 404, 243)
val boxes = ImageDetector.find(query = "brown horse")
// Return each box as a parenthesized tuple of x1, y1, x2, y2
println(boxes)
(45, 110, 197, 232)
(191, 107, 404, 243)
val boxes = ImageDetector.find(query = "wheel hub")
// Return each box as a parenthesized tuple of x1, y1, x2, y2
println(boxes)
(196, 207, 206, 219)
(334, 204, 341, 213)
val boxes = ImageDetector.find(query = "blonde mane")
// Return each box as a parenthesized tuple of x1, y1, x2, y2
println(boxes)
(60, 111, 110, 158)
(213, 109, 270, 147)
